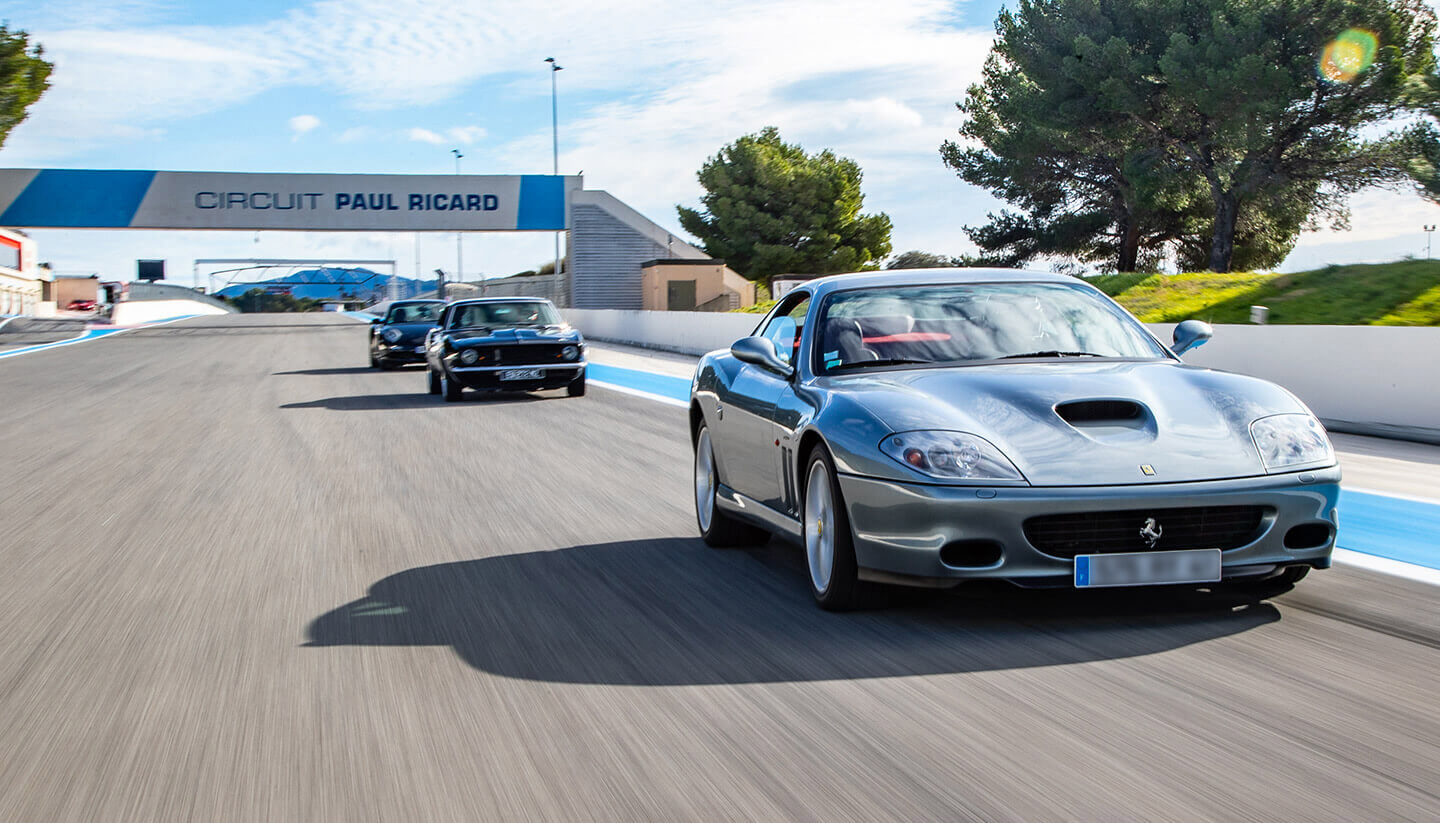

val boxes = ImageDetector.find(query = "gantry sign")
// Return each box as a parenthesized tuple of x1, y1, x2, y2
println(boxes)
(0, 169, 583, 232)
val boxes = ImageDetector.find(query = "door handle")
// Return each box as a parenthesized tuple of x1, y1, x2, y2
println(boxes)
(714, 402, 724, 421)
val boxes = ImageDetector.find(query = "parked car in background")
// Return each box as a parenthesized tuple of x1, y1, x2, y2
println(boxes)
(369, 300, 445, 369)
(690, 269, 1339, 610)
(425, 298, 586, 401)
(65, 299, 97, 312)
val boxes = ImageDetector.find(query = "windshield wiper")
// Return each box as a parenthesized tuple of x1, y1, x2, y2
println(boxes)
(999, 350, 1106, 359)
(828, 357, 934, 371)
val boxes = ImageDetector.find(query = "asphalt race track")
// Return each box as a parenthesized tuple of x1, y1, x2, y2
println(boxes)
(1, 313, 1437, 821)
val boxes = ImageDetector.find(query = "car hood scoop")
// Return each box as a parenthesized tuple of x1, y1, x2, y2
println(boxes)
(836, 361, 1307, 486)
(449, 327, 573, 346)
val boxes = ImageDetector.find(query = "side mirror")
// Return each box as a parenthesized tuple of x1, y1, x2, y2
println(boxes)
(1172, 319, 1213, 357)
(370, 316, 381, 325)
(731, 336, 796, 378)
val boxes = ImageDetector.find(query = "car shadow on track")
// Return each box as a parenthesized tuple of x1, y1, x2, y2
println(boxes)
(281, 392, 549, 410)
(274, 367, 403, 376)
(304, 538, 1281, 685)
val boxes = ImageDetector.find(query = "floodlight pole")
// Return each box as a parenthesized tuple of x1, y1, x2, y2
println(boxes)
(546, 57, 564, 305)
(1426, 225, 1436, 260)
(451, 149, 464, 300)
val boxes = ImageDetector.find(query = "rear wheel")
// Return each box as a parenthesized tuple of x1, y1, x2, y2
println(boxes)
(427, 366, 441, 395)
(803, 446, 867, 610)
(441, 370, 463, 402)
(694, 424, 768, 547)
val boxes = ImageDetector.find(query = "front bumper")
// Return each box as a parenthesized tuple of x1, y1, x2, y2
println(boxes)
(838, 466, 1340, 587)
(378, 344, 427, 363)
(447, 362, 585, 391)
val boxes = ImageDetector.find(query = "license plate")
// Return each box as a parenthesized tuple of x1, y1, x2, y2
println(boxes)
(1075, 549, 1221, 588)
(499, 368, 544, 381)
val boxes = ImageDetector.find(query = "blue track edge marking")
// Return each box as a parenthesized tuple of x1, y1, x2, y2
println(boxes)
(0, 315, 198, 360)
(584, 359, 1440, 572)
(586, 363, 691, 402)
(1336, 489, 1440, 571)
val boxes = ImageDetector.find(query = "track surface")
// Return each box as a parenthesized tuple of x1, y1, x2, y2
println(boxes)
(1, 313, 1437, 821)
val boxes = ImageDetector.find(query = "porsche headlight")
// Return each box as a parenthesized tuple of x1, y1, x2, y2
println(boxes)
(1250, 414, 1333, 472)
(880, 431, 1024, 482)
(457, 348, 480, 365)
(381, 327, 403, 343)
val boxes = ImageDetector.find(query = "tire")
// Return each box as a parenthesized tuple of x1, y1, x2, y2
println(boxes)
(693, 424, 769, 548)
(441, 370, 463, 402)
(427, 366, 441, 395)
(802, 445, 867, 610)
(378, 358, 398, 371)
(566, 374, 586, 397)
(369, 349, 379, 368)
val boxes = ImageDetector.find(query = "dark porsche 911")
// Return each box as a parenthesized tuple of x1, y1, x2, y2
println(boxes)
(425, 298, 586, 401)
(369, 300, 445, 369)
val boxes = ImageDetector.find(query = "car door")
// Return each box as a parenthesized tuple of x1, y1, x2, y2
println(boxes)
(715, 292, 810, 509)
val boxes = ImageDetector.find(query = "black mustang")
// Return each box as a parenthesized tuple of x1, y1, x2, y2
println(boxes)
(425, 298, 586, 401)
(369, 300, 445, 369)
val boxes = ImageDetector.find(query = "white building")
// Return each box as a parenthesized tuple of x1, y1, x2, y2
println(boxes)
(0, 228, 46, 316)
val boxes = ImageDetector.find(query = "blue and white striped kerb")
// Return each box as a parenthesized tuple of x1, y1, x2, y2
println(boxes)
(0, 169, 580, 232)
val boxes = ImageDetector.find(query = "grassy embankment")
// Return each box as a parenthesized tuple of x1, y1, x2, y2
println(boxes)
(736, 260, 1440, 324)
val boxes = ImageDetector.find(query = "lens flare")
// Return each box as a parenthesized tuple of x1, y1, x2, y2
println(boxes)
(1319, 29, 1378, 83)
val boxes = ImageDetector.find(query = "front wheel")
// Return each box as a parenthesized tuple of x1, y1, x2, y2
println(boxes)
(803, 446, 867, 610)
(427, 366, 441, 395)
(694, 424, 768, 548)
(566, 374, 586, 397)
(369, 349, 379, 368)
(441, 370, 463, 402)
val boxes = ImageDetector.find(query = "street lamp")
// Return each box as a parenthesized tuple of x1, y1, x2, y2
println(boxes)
(545, 57, 564, 305)
(1426, 225, 1436, 260)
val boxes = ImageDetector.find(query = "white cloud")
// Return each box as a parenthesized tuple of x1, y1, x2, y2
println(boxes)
(406, 127, 448, 145)
(288, 114, 322, 140)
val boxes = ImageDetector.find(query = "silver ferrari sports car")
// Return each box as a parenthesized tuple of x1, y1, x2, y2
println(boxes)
(689, 269, 1340, 610)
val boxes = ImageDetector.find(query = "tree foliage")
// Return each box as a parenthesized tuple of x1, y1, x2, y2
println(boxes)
(886, 250, 961, 269)
(947, 0, 1437, 272)
(0, 24, 52, 149)
(678, 127, 892, 280)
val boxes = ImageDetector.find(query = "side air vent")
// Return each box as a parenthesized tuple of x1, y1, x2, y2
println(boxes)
(1055, 400, 1144, 425)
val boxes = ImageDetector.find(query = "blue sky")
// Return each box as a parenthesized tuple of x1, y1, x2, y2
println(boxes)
(2, 0, 1437, 284)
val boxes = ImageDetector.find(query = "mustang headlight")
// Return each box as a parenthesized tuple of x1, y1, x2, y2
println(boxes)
(457, 348, 480, 365)
(381, 327, 403, 343)
(561, 345, 580, 361)
(1250, 413, 1333, 472)
(880, 431, 1024, 482)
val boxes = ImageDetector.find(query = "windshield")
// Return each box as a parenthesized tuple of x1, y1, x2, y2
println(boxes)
(815, 282, 1169, 372)
(449, 301, 561, 329)
(384, 303, 442, 324)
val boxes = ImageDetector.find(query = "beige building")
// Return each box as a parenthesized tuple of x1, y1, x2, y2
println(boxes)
(0, 228, 46, 316)
(640, 259, 757, 312)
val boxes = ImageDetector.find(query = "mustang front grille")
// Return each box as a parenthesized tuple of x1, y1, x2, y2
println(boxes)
(1023, 505, 1269, 558)
(465, 344, 569, 366)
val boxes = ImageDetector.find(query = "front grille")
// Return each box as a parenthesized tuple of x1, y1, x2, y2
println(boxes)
(1023, 505, 1268, 558)
(468, 344, 569, 366)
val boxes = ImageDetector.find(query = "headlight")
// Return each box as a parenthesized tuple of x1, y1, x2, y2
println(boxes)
(1250, 413, 1333, 472)
(880, 431, 1024, 482)
(381, 328, 402, 343)
(457, 348, 480, 365)
(561, 345, 579, 361)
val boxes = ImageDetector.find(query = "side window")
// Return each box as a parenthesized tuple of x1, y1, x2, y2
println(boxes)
(759, 294, 811, 364)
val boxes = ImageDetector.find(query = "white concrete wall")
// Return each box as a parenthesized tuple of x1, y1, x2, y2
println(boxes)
(111, 299, 229, 326)
(565, 309, 1440, 443)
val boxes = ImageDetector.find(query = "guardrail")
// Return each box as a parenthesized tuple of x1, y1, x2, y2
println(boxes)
(564, 308, 1440, 445)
